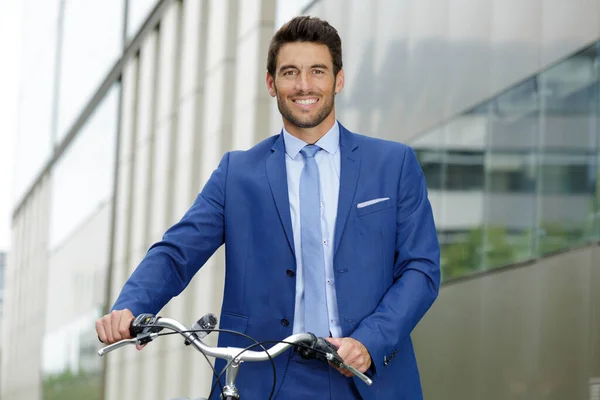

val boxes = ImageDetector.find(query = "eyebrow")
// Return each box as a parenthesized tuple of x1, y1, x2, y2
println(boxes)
(278, 64, 330, 72)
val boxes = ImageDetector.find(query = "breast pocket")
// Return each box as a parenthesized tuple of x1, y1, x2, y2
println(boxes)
(356, 197, 393, 217)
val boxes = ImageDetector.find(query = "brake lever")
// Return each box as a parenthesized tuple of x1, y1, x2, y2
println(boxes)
(97, 332, 158, 356)
(337, 360, 373, 386)
(313, 337, 342, 364)
(314, 338, 372, 386)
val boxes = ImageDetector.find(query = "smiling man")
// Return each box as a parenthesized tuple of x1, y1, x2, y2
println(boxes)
(96, 16, 440, 400)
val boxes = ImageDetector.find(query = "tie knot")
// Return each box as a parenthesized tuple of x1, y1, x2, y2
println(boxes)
(300, 145, 320, 159)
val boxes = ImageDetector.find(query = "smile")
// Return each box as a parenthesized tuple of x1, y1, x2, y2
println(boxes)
(293, 98, 319, 105)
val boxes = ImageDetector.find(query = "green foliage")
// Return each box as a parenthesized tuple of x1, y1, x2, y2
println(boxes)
(440, 228, 483, 280)
(440, 215, 599, 283)
(43, 370, 101, 400)
(441, 227, 530, 281)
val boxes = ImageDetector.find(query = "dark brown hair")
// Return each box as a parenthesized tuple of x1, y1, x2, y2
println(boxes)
(267, 16, 343, 77)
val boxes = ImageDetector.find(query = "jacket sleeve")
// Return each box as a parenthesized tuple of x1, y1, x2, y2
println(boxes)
(111, 152, 230, 316)
(350, 146, 440, 374)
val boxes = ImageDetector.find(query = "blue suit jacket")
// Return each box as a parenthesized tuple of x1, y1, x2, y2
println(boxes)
(112, 123, 440, 399)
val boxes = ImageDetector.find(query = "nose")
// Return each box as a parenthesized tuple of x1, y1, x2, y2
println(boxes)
(295, 71, 312, 93)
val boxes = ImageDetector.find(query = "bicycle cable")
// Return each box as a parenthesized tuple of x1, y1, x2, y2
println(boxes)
(146, 328, 338, 400)
(208, 338, 343, 400)
(151, 328, 273, 399)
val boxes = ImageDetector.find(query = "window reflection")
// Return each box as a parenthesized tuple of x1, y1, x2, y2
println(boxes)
(537, 45, 599, 255)
(410, 44, 600, 281)
(485, 80, 539, 270)
(438, 116, 486, 280)
(414, 128, 445, 233)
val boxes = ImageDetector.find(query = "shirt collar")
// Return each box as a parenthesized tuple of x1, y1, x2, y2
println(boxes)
(282, 120, 340, 159)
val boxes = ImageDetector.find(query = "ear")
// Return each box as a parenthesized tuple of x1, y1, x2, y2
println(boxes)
(334, 68, 345, 94)
(266, 71, 276, 97)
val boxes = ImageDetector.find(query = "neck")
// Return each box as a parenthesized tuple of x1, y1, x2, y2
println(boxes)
(283, 114, 336, 144)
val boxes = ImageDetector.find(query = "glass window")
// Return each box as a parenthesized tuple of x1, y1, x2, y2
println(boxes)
(597, 77, 600, 241)
(413, 129, 445, 245)
(127, 0, 159, 39)
(408, 42, 600, 280)
(537, 45, 599, 255)
(414, 128, 445, 191)
(438, 115, 486, 281)
(444, 151, 485, 191)
(56, 0, 124, 143)
(484, 80, 539, 269)
(14, 0, 62, 201)
(50, 85, 119, 249)
(416, 149, 445, 190)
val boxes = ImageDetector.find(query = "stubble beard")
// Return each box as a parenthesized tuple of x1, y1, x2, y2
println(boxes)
(274, 84, 336, 129)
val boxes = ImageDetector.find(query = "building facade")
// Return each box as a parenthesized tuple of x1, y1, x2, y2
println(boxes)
(0, 251, 5, 336)
(2, 0, 599, 399)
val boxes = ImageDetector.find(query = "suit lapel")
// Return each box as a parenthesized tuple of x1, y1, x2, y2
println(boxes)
(334, 123, 360, 255)
(266, 133, 295, 256)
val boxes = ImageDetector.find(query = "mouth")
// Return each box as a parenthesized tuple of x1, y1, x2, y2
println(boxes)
(292, 97, 319, 109)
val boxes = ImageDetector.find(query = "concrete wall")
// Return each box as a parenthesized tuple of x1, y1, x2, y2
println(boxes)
(414, 243, 600, 400)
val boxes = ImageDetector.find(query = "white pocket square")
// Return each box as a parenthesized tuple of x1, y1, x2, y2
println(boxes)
(357, 197, 390, 208)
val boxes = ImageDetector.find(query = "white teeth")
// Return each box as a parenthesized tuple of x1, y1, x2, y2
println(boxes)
(295, 99, 317, 105)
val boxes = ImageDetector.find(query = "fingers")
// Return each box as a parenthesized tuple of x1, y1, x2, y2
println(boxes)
(328, 338, 354, 377)
(95, 309, 134, 345)
(325, 337, 342, 348)
(111, 311, 123, 342)
(333, 338, 353, 364)
(329, 337, 373, 375)
(103, 313, 115, 344)
(118, 310, 134, 340)
(95, 319, 108, 344)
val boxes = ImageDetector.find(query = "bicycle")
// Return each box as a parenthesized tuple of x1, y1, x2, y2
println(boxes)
(97, 313, 373, 400)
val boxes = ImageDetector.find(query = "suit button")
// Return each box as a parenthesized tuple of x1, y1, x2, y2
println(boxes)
(286, 269, 295, 277)
(281, 318, 290, 327)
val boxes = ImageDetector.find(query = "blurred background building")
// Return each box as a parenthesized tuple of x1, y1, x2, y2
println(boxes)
(0, 252, 4, 340)
(1, 0, 599, 399)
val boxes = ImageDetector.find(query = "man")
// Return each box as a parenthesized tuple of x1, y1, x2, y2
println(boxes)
(96, 16, 440, 399)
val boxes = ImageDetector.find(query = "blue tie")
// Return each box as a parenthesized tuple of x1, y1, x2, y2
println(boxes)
(299, 145, 329, 337)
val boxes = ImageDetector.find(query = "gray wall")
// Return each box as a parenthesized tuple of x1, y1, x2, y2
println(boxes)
(414, 244, 600, 399)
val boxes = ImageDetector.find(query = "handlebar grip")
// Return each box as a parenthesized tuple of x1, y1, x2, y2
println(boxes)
(129, 313, 162, 337)
(323, 339, 338, 351)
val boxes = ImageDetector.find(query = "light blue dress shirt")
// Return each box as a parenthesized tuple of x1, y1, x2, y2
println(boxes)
(283, 121, 342, 338)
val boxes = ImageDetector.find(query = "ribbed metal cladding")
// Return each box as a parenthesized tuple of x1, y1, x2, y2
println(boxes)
(103, 0, 278, 398)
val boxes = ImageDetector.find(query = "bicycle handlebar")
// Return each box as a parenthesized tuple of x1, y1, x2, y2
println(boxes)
(97, 314, 373, 386)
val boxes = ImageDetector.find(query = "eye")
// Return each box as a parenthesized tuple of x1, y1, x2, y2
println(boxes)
(312, 69, 325, 74)
(282, 70, 297, 76)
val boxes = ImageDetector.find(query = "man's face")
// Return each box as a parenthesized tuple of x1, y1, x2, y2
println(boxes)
(266, 42, 344, 130)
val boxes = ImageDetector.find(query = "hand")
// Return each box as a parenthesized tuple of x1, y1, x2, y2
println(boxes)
(326, 337, 372, 377)
(95, 309, 145, 350)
